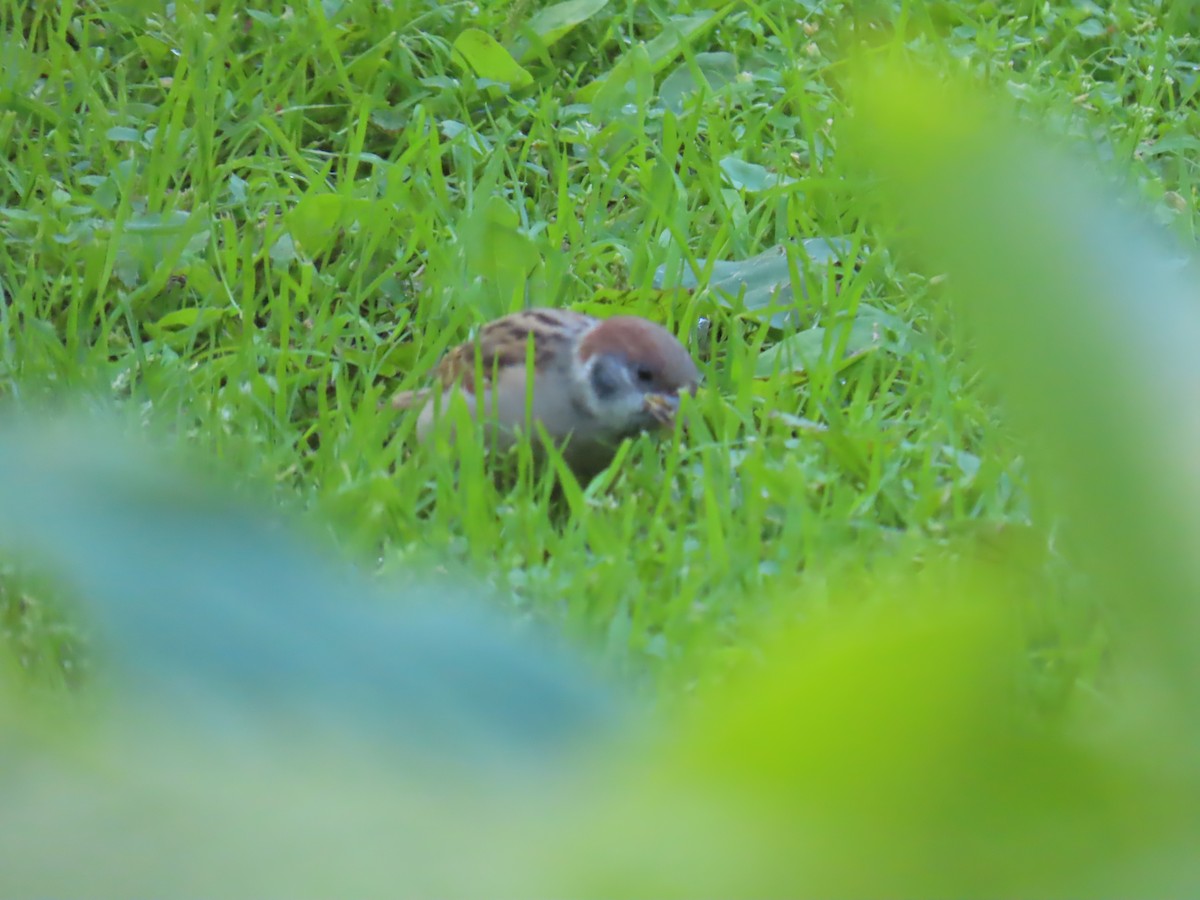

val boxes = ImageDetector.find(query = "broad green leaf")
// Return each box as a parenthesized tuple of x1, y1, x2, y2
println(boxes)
(517, 0, 609, 61)
(460, 194, 543, 308)
(268, 233, 297, 264)
(149, 307, 229, 332)
(0, 207, 42, 222)
(754, 323, 862, 377)
(587, 43, 653, 123)
(372, 340, 421, 378)
(576, 5, 734, 102)
(108, 212, 209, 292)
(105, 126, 142, 143)
(652, 239, 855, 327)
(658, 51, 738, 113)
(754, 305, 912, 377)
(145, 307, 230, 348)
(451, 28, 534, 90)
(124, 210, 193, 233)
(370, 105, 410, 132)
(285, 193, 347, 257)
(133, 34, 172, 64)
(440, 118, 493, 153)
(719, 155, 798, 192)
(641, 7, 733, 72)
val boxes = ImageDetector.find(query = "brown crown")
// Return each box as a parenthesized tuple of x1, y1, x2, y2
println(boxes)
(577, 316, 699, 393)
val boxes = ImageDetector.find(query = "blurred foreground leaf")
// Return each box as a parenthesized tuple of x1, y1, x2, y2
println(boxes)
(843, 63, 1200, 703)
(556, 564, 1197, 898)
(0, 414, 621, 764)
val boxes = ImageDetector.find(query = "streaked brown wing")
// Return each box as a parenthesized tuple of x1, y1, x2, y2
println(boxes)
(430, 308, 595, 395)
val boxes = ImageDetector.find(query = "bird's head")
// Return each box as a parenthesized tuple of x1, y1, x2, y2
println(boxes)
(573, 316, 700, 438)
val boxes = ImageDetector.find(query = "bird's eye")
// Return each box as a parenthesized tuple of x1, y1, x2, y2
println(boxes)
(635, 367, 654, 383)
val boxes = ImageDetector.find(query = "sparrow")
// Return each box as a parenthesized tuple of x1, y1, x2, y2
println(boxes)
(390, 307, 700, 480)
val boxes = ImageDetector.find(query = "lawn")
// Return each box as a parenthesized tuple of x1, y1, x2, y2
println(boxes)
(2, 0, 1199, 892)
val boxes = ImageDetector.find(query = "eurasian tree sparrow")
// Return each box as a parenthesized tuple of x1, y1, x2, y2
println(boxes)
(391, 307, 700, 479)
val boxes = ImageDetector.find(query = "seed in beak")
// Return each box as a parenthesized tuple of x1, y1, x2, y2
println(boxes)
(642, 393, 678, 425)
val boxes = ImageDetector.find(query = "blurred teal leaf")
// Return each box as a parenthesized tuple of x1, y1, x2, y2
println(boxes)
(0, 416, 621, 761)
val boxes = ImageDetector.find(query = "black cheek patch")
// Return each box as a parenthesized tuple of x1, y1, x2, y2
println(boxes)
(588, 354, 625, 400)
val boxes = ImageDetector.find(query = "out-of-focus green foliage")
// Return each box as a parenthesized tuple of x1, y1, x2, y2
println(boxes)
(845, 63, 1200, 703)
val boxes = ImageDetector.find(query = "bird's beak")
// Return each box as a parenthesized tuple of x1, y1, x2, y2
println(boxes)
(642, 392, 680, 426)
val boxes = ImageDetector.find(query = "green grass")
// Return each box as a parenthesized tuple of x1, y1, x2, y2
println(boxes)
(1, 0, 1195, 702)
